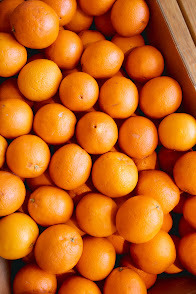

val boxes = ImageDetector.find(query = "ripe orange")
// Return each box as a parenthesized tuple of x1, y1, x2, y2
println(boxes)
(65, 213, 86, 236)
(78, 30, 105, 49)
(158, 147, 185, 176)
(62, 67, 80, 78)
(178, 233, 196, 275)
(26, 170, 54, 191)
(179, 216, 195, 237)
(165, 235, 183, 274)
(183, 195, 196, 229)
(161, 213, 173, 232)
(67, 179, 95, 206)
(78, 0, 115, 16)
(0, 0, 24, 32)
(0, 135, 8, 168)
(33, 94, 61, 113)
(94, 10, 116, 37)
(133, 151, 157, 171)
(173, 192, 187, 214)
(65, 6, 93, 33)
(106, 232, 129, 255)
(59, 276, 101, 294)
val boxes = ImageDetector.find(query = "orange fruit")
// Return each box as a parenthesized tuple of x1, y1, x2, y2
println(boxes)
(28, 186, 74, 227)
(56, 269, 76, 288)
(81, 40, 124, 79)
(65, 213, 86, 236)
(10, 0, 59, 49)
(140, 77, 182, 118)
(133, 151, 157, 172)
(158, 147, 185, 176)
(33, 103, 76, 145)
(27, 52, 45, 63)
(0, 135, 8, 168)
(165, 235, 183, 274)
(62, 67, 80, 78)
(0, 0, 24, 32)
(158, 113, 196, 151)
(111, 0, 149, 37)
(22, 249, 36, 264)
(106, 232, 129, 255)
(59, 72, 99, 111)
(13, 263, 57, 294)
(136, 170, 180, 214)
(161, 213, 173, 232)
(92, 151, 138, 197)
(18, 190, 31, 215)
(45, 30, 83, 69)
(65, 6, 93, 33)
(78, 30, 105, 49)
(179, 216, 195, 237)
(76, 236, 116, 281)
(114, 194, 133, 208)
(173, 151, 196, 195)
(173, 192, 187, 214)
(59, 276, 101, 294)
(67, 179, 95, 206)
(0, 212, 39, 259)
(130, 230, 176, 274)
(33, 94, 61, 113)
(99, 77, 138, 119)
(26, 170, 54, 191)
(0, 32, 27, 77)
(49, 143, 92, 190)
(178, 233, 196, 275)
(6, 134, 51, 178)
(119, 116, 158, 159)
(126, 45, 164, 82)
(103, 267, 147, 294)
(78, 0, 115, 16)
(183, 195, 196, 229)
(18, 59, 62, 102)
(94, 9, 116, 37)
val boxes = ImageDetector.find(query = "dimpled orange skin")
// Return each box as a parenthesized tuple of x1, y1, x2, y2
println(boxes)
(178, 233, 196, 275)
(0, 33, 27, 78)
(94, 10, 116, 37)
(158, 147, 185, 176)
(179, 216, 195, 238)
(133, 151, 157, 172)
(183, 195, 196, 229)
(161, 213, 173, 232)
(92, 151, 138, 198)
(78, 30, 105, 49)
(10, 0, 59, 49)
(111, 0, 149, 37)
(6, 135, 51, 178)
(0, 136, 8, 168)
(59, 276, 101, 294)
(165, 235, 183, 274)
(119, 116, 158, 159)
(136, 170, 180, 214)
(0, 212, 39, 260)
(49, 143, 92, 190)
(78, 0, 115, 16)
(65, 6, 93, 33)
(26, 170, 54, 191)
(130, 230, 176, 274)
(18, 59, 62, 102)
(81, 40, 124, 79)
(0, 0, 24, 32)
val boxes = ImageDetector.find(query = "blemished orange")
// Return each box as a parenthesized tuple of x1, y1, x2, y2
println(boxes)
(133, 151, 157, 172)
(183, 195, 196, 229)
(126, 45, 164, 82)
(0, 171, 26, 217)
(26, 170, 54, 191)
(140, 77, 182, 119)
(78, 30, 105, 49)
(0, 0, 24, 32)
(76, 112, 118, 154)
(158, 147, 185, 176)
(103, 267, 147, 294)
(178, 233, 196, 275)
(78, 0, 115, 16)
(65, 6, 93, 33)
(33, 103, 76, 145)
(119, 116, 158, 159)
(10, 0, 59, 49)
(59, 276, 101, 294)
(0, 99, 33, 139)
(0, 135, 8, 168)
(18, 59, 62, 102)
(45, 30, 83, 69)
(28, 186, 74, 227)
(99, 77, 138, 119)
(130, 230, 176, 274)
(13, 264, 57, 294)
(59, 72, 99, 111)
(106, 232, 130, 255)
(67, 179, 95, 206)
(6, 135, 51, 178)
(158, 113, 196, 151)
(0, 33, 27, 77)
(65, 213, 86, 236)
(81, 40, 124, 79)
(111, 0, 149, 37)
(173, 151, 196, 195)
(76, 236, 116, 281)
(0, 212, 39, 259)
(49, 143, 92, 190)
(165, 235, 183, 274)
(136, 170, 180, 214)
(92, 151, 138, 197)
(116, 196, 163, 243)
(120, 255, 157, 289)
(76, 193, 118, 237)
(179, 216, 195, 237)
(94, 10, 116, 37)
(161, 213, 173, 232)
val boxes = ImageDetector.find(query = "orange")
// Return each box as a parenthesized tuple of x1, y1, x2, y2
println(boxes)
(28, 186, 74, 227)
(18, 190, 31, 215)
(165, 235, 183, 274)
(67, 179, 95, 206)
(133, 151, 157, 172)
(18, 59, 62, 102)
(178, 233, 196, 275)
(120, 255, 157, 289)
(136, 170, 180, 214)
(27, 52, 45, 63)
(35, 224, 83, 274)
(78, 0, 115, 16)
(103, 267, 147, 294)
(13, 264, 57, 294)
(76, 236, 116, 281)
(114, 194, 133, 208)
(78, 30, 105, 49)
(76, 112, 118, 154)
(81, 40, 124, 78)
(130, 230, 176, 274)
(173, 151, 196, 195)
(6, 134, 51, 178)
(59, 72, 99, 111)
(183, 195, 196, 229)
(62, 67, 80, 78)
(59, 276, 101, 294)
(65, 213, 86, 236)
(0, 33, 27, 77)
(33, 94, 61, 113)
(92, 151, 138, 197)
(173, 192, 187, 214)
(22, 249, 36, 264)
(140, 77, 182, 118)
(119, 116, 158, 159)
(116, 195, 163, 243)
(56, 269, 76, 288)
(0, 135, 8, 168)
(106, 232, 129, 255)
(65, 6, 93, 33)
(111, 0, 149, 37)
(0, 171, 26, 217)
(49, 143, 92, 190)
(10, 0, 59, 49)
(126, 45, 164, 82)
(26, 170, 54, 191)
(76, 193, 117, 237)
(33, 103, 76, 145)
(158, 147, 185, 176)
(94, 10, 116, 37)
(158, 113, 196, 151)
(0, 0, 24, 32)
(161, 213, 173, 233)
(0, 212, 39, 259)
(45, 30, 83, 69)
(179, 216, 195, 237)
(0, 99, 33, 139)
(99, 77, 138, 119)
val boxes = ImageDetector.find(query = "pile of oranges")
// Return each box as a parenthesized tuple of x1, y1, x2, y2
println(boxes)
(0, 0, 196, 293)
